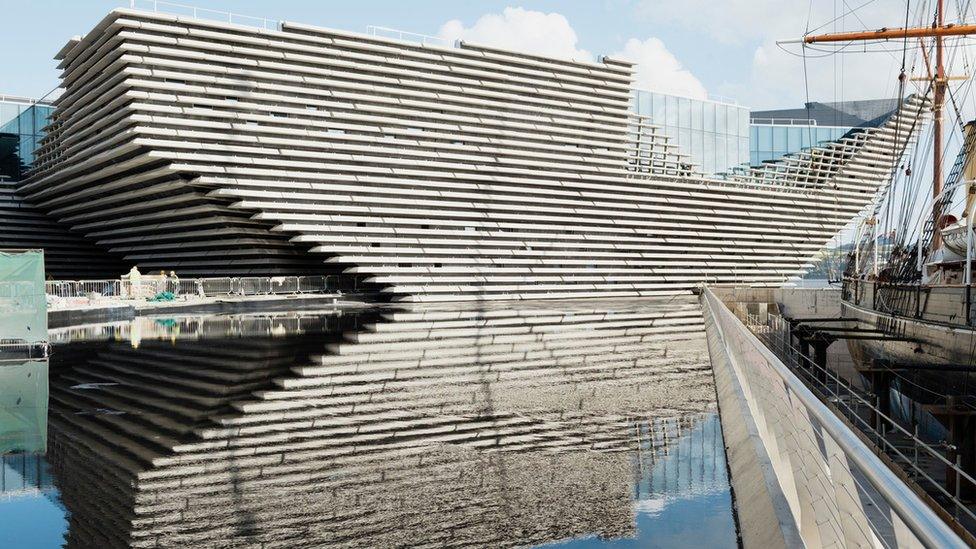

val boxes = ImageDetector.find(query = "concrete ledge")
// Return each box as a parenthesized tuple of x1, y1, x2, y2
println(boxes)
(49, 305, 135, 329)
(702, 293, 801, 549)
(48, 293, 375, 329)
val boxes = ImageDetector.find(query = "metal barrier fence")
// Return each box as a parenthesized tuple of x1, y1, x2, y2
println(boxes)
(45, 276, 358, 299)
(701, 287, 966, 548)
(756, 311, 976, 533)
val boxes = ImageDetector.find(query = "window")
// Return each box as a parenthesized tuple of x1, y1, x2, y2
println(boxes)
(703, 103, 715, 132)
(678, 98, 691, 129)
(665, 95, 678, 126)
(772, 126, 788, 152)
(638, 91, 651, 115)
(691, 101, 703, 129)
(757, 125, 772, 151)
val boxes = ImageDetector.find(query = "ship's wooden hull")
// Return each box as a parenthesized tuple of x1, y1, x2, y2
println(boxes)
(842, 299, 976, 399)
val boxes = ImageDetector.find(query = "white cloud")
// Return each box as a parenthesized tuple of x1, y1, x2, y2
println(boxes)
(612, 37, 707, 99)
(635, 0, 935, 108)
(438, 7, 707, 100)
(437, 7, 593, 62)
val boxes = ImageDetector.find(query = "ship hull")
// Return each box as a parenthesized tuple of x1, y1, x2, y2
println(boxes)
(842, 298, 976, 399)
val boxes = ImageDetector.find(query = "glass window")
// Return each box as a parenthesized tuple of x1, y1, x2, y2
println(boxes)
(691, 130, 703, 160)
(716, 136, 727, 172)
(772, 126, 788, 151)
(691, 101, 702, 129)
(678, 98, 691, 129)
(665, 95, 678, 126)
(738, 109, 749, 137)
(0, 117, 17, 135)
(715, 105, 727, 133)
(800, 127, 812, 149)
(652, 93, 666, 125)
(727, 107, 738, 136)
(0, 103, 21, 127)
(703, 134, 715, 173)
(17, 109, 34, 137)
(757, 125, 772, 151)
(679, 128, 691, 152)
(703, 102, 715, 132)
(637, 91, 651, 115)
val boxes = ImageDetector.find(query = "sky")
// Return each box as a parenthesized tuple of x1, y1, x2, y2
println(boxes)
(0, 0, 951, 110)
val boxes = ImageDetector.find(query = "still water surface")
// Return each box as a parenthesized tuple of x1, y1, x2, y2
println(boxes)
(1, 299, 738, 547)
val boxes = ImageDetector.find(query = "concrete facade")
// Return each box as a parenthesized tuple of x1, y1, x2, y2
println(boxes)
(20, 9, 926, 301)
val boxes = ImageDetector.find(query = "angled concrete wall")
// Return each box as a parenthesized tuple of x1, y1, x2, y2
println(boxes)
(22, 8, 926, 300)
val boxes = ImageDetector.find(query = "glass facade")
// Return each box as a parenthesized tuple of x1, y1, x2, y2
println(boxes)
(748, 124, 851, 165)
(631, 89, 750, 175)
(0, 97, 54, 181)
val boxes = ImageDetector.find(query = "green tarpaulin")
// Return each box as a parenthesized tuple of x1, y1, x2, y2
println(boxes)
(0, 359, 48, 454)
(0, 250, 46, 344)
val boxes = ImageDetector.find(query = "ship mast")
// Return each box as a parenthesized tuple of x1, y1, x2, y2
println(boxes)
(803, 0, 973, 258)
(934, 0, 946, 251)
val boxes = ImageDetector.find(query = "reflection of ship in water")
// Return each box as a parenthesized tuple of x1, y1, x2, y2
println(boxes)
(43, 298, 729, 548)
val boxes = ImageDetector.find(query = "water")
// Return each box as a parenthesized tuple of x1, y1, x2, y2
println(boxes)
(1, 298, 739, 548)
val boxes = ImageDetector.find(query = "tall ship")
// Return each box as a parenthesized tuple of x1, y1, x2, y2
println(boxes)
(827, 1, 976, 403)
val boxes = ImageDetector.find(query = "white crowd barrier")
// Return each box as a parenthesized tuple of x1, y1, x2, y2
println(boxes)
(44, 275, 357, 300)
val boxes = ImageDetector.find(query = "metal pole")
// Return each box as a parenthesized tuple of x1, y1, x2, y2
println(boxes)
(967, 202, 974, 285)
(933, 0, 946, 252)
(873, 219, 879, 277)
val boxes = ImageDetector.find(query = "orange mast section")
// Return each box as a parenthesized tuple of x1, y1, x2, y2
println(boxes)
(803, 23, 976, 43)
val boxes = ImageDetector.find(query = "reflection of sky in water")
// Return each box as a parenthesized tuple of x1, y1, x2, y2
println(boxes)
(2, 301, 737, 547)
(537, 414, 737, 549)
(0, 454, 66, 548)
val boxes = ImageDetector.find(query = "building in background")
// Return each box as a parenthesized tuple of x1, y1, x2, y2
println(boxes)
(0, 93, 126, 278)
(749, 98, 900, 165)
(0, 95, 54, 181)
(631, 90, 750, 175)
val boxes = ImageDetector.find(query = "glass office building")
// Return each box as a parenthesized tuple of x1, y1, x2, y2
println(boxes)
(749, 99, 899, 165)
(0, 95, 54, 181)
(749, 124, 851, 165)
(631, 89, 750, 175)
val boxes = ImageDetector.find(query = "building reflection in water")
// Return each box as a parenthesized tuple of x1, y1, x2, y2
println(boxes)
(6, 297, 737, 547)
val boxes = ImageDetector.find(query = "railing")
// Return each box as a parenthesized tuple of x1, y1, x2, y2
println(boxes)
(749, 117, 819, 126)
(45, 275, 359, 300)
(755, 311, 976, 533)
(127, 0, 282, 31)
(364, 25, 452, 47)
(0, 94, 52, 106)
(706, 93, 739, 106)
(701, 287, 967, 548)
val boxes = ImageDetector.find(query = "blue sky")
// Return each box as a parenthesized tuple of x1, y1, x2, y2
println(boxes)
(0, 0, 929, 109)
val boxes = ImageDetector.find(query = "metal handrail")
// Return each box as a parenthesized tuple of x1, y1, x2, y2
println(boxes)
(755, 313, 976, 525)
(127, 0, 282, 31)
(749, 117, 821, 126)
(0, 94, 52, 106)
(703, 287, 967, 548)
(364, 25, 452, 47)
